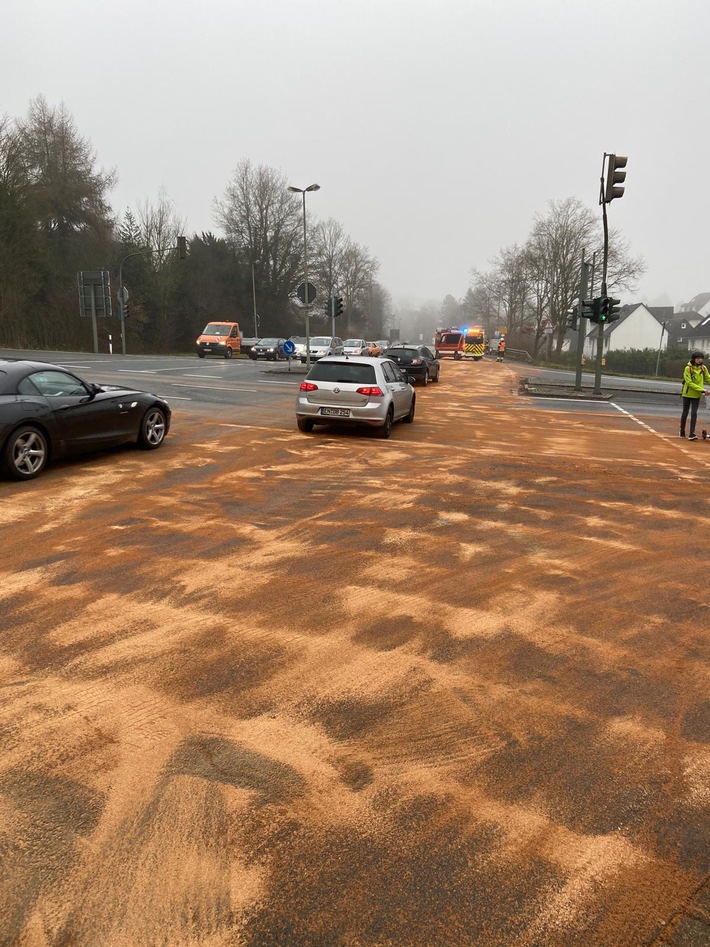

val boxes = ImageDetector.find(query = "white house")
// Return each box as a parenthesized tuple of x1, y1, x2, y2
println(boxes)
(678, 292, 710, 318)
(583, 304, 671, 357)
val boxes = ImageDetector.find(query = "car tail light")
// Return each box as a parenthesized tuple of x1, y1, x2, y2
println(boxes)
(300, 382, 318, 391)
(355, 386, 384, 396)
(411, 358, 423, 365)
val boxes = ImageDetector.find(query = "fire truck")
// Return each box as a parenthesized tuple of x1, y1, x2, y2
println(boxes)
(434, 326, 486, 360)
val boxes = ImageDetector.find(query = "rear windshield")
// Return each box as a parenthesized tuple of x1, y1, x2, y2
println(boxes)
(307, 361, 377, 384)
(388, 348, 419, 358)
(440, 333, 462, 344)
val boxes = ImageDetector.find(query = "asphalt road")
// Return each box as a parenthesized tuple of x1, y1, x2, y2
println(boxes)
(1, 354, 708, 946)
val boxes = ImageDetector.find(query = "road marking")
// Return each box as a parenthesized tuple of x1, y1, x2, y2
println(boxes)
(610, 402, 661, 434)
(118, 369, 157, 374)
(170, 383, 258, 392)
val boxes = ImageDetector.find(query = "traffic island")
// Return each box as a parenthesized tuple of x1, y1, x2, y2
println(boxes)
(519, 377, 613, 400)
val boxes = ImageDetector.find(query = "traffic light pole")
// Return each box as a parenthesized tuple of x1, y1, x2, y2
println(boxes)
(574, 253, 590, 392)
(593, 171, 612, 396)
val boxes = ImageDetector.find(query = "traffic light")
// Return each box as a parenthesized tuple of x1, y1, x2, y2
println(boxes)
(123, 300, 130, 320)
(598, 296, 622, 324)
(335, 296, 344, 317)
(604, 155, 627, 203)
(582, 299, 599, 323)
(324, 297, 333, 317)
(566, 309, 578, 332)
(177, 235, 187, 259)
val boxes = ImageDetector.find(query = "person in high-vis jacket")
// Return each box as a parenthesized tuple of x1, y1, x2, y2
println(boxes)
(680, 351, 710, 440)
(496, 338, 506, 362)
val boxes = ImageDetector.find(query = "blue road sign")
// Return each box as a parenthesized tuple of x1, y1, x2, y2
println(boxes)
(283, 340, 296, 355)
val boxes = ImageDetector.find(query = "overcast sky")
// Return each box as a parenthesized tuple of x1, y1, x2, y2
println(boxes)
(3, 0, 709, 311)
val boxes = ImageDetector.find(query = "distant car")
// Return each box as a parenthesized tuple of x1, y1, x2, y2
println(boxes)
(250, 337, 287, 360)
(375, 340, 390, 355)
(295, 356, 415, 439)
(0, 359, 171, 481)
(384, 344, 441, 385)
(342, 338, 370, 356)
(299, 337, 344, 363)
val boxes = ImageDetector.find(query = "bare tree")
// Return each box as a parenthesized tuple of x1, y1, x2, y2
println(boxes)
(213, 160, 302, 309)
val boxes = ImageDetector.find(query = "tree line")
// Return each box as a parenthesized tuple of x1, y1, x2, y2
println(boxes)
(432, 197, 646, 358)
(0, 97, 392, 353)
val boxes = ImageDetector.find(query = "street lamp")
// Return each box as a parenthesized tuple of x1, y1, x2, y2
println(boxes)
(250, 261, 259, 339)
(288, 183, 320, 366)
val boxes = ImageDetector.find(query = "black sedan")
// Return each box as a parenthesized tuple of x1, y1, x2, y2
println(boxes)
(249, 338, 287, 360)
(0, 359, 171, 481)
(384, 344, 441, 385)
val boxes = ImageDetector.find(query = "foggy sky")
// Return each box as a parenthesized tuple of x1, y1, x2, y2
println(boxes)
(3, 0, 709, 311)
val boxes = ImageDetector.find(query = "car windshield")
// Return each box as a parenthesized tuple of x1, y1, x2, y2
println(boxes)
(202, 324, 231, 336)
(307, 361, 377, 384)
(344, 339, 363, 346)
(389, 348, 420, 358)
(310, 337, 332, 346)
(290, 337, 305, 344)
(259, 338, 279, 345)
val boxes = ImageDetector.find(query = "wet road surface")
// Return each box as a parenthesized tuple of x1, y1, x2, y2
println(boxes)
(1, 360, 708, 946)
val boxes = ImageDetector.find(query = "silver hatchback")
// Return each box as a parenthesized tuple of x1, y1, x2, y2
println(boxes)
(295, 356, 415, 438)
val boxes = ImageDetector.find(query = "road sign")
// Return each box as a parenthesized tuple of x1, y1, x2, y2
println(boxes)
(296, 282, 317, 304)
(283, 340, 296, 356)
(78, 271, 112, 318)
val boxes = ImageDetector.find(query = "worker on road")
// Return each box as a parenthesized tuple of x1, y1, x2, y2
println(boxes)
(496, 338, 506, 362)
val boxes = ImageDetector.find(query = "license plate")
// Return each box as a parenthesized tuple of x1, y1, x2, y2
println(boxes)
(321, 407, 350, 417)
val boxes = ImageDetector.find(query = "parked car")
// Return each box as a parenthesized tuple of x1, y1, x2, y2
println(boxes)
(250, 337, 287, 360)
(299, 337, 344, 363)
(342, 338, 370, 356)
(383, 344, 441, 385)
(295, 356, 415, 439)
(0, 359, 171, 481)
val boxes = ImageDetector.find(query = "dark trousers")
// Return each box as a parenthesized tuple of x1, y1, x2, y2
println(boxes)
(680, 396, 701, 435)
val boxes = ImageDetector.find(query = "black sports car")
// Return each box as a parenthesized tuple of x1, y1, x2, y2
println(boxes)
(0, 359, 171, 481)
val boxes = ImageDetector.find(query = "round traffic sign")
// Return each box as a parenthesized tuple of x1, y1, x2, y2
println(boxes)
(283, 340, 296, 355)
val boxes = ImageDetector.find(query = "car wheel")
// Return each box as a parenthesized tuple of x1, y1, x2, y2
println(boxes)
(197, 353, 205, 358)
(297, 418, 315, 433)
(224, 347, 233, 359)
(377, 408, 394, 439)
(3, 425, 49, 481)
(421, 371, 429, 386)
(138, 407, 167, 450)
(432, 367, 440, 382)
(404, 395, 416, 423)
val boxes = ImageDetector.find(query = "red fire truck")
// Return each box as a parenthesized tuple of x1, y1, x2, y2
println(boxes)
(434, 326, 486, 360)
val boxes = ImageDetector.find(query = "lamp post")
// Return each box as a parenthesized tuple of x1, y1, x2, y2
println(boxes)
(288, 183, 320, 366)
(250, 261, 259, 339)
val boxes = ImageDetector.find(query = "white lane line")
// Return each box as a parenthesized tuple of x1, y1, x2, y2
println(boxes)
(170, 383, 258, 392)
(118, 369, 157, 374)
(610, 402, 662, 435)
(528, 397, 612, 404)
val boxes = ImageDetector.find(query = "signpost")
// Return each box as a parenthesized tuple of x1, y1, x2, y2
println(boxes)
(78, 271, 112, 354)
(283, 338, 296, 373)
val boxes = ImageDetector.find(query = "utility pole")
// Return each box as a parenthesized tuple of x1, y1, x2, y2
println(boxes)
(594, 153, 628, 395)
